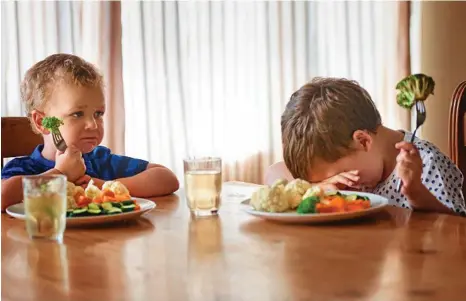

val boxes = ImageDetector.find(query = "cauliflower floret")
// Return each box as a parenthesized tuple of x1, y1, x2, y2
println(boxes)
(302, 185, 324, 200)
(102, 180, 130, 197)
(272, 178, 289, 188)
(74, 185, 84, 197)
(85, 179, 102, 200)
(250, 182, 289, 213)
(66, 181, 76, 196)
(284, 179, 313, 209)
(65, 182, 77, 209)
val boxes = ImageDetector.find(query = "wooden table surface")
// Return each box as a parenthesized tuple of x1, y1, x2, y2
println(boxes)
(2, 182, 466, 301)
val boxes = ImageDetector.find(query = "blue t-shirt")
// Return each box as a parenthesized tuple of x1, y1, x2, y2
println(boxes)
(1, 145, 149, 180)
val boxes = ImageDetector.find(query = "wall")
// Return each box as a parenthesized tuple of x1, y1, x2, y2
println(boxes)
(418, 1, 466, 155)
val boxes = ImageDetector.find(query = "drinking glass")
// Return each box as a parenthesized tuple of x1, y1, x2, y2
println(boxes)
(22, 175, 67, 243)
(183, 157, 222, 216)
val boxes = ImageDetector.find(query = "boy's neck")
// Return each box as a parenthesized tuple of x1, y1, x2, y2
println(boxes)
(379, 126, 405, 182)
(41, 142, 57, 162)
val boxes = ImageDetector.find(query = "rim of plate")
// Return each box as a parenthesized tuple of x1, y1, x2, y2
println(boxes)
(6, 197, 156, 221)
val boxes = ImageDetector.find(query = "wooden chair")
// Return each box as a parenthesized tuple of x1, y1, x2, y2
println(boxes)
(1, 117, 43, 168)
(448, 81, 466, 196)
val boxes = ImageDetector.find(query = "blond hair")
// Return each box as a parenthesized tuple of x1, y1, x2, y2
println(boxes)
(281, 77, 382, 179)
(20, 53, 103, 132)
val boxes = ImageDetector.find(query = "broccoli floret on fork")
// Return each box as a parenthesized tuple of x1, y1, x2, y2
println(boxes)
(41, 117, 64, 134)
(396, 73, 435, 109)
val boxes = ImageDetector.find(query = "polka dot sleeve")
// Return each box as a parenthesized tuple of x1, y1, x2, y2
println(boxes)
(421, 146, 466, 216)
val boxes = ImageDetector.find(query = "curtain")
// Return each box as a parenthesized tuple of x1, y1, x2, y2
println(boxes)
(1, 1, 125, 154)
(121, 1, 411, 184)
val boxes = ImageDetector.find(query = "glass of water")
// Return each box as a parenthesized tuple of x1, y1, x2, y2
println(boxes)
(22, 175, 67, 243)
(184, 157, 222, 217)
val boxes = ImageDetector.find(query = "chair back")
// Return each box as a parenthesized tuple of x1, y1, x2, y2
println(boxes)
(448, 81, 466, 196)
(1, 117, 42, 168)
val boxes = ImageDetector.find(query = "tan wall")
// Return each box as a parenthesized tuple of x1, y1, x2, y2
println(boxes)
(419, 1, 466, 155)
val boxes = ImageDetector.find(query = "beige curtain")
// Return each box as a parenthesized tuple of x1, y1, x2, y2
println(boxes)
(121, 1, 412, 185)
(1, 1, 125, 154)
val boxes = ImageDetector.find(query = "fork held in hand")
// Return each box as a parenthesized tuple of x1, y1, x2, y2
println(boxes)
(396, 100, 427, 192)
(52, 131, 67, 152)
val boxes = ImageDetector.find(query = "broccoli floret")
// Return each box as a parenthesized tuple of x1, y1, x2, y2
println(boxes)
(296, 196, 320, 214)
(42, 117, 64, 134)
(396, 74, 435, 109)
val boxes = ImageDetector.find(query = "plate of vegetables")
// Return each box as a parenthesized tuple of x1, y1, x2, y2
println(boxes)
(6, 180, 156, 226)
(240, 179, 389, 224)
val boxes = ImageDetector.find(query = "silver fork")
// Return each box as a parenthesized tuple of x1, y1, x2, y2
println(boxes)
(396, 100, 427, 192)
(52, 130, 67, 152)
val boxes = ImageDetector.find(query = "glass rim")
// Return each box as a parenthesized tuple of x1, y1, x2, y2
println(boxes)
(183, 156, 221, 163)
(22, 174, 67, 181)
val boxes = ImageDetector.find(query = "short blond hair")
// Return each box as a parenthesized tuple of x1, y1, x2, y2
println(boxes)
(20, 53, 103, 131)
(281, 78, 382, 179)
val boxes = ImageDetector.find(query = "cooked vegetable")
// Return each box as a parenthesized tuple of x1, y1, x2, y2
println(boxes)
(296, 196, 320, 214)
(41, 116, 64, 134)
(250, 181, 290, 213)
(284, 179, 313, 209)
(396, 73, 435, 109)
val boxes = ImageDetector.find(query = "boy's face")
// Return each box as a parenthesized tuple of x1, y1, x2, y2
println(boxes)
(39, 83, 105, 154)
(307, 131, 384, 189)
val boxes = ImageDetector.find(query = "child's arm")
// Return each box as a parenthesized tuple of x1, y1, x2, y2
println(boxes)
(1, 168, 63, 211)
(264, 161, 294, 185)
(396, 141, 466, 215)
(91, 164, 179, 198)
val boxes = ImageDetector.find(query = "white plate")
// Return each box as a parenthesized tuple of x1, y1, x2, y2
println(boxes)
(240, 191, 389, 224)
(6, 197, 156, 227)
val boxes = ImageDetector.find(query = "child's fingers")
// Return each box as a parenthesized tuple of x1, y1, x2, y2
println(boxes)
(340, 171, 360, 182)
(395, 141, 418, 152)
(333, 174, 356, 187)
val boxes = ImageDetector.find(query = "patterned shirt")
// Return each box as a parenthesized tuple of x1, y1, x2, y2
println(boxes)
(1, 145, 149, 181)
(368, 132, 466, 216)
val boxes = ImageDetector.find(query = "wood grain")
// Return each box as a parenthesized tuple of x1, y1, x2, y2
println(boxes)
(449, 80, 466, 197)
(2, 182, 466, 301)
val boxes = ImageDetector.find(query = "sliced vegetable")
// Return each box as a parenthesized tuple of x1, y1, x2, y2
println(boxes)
(296, 196, 320, 214)
(72, 207, 88, 216)
(88, 208, 102, 215)
(121, 204, 136, 212)
(106, 207, 122, 215)
(122, 200, 135, 206)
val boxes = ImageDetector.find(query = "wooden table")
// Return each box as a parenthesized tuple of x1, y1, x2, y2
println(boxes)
(2, 182, 466, 301)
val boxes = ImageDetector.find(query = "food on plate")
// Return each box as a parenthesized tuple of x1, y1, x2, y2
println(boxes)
(396, 73, 435, 109)
(65, 180, 140, 217)
(250, 179, 290, 213)
(250, 178, 372, 214)
(283, 178, 313, 209)
(41, 116, 64, 133)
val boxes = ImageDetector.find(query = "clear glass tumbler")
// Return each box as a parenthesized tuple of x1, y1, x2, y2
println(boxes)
(183, 157, 222, 217)
(22, 175, 67, 243)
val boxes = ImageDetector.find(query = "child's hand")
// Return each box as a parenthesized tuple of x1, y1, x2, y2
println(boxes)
(74, 175, 91, 188)
(54, 145, 86, 182)
(318, 170, 360, 190)
(395, 141, 423, 197)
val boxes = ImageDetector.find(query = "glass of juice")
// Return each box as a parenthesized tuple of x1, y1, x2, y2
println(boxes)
(183, 157, 222, 217)
(22, 175, 67, 243)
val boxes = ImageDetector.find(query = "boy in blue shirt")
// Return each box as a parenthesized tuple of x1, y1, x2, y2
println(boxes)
(1, 54, 179, 211)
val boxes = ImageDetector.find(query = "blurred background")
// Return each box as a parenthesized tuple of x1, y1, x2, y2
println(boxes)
(2, 1, 466, 185)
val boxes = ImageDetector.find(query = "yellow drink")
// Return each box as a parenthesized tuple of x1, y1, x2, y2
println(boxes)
(23, 175, 67, 242)
(183, 157, 222, 216)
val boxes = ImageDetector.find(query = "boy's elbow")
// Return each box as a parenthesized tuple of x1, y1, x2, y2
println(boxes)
(170, 177, 180, 194)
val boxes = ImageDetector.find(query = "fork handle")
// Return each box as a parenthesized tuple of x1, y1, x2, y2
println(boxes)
(395, 131, 417, 192)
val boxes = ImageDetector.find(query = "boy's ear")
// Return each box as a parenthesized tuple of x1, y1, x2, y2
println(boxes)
(30, 110, 49, 135)
(352, 130, 373, 151)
